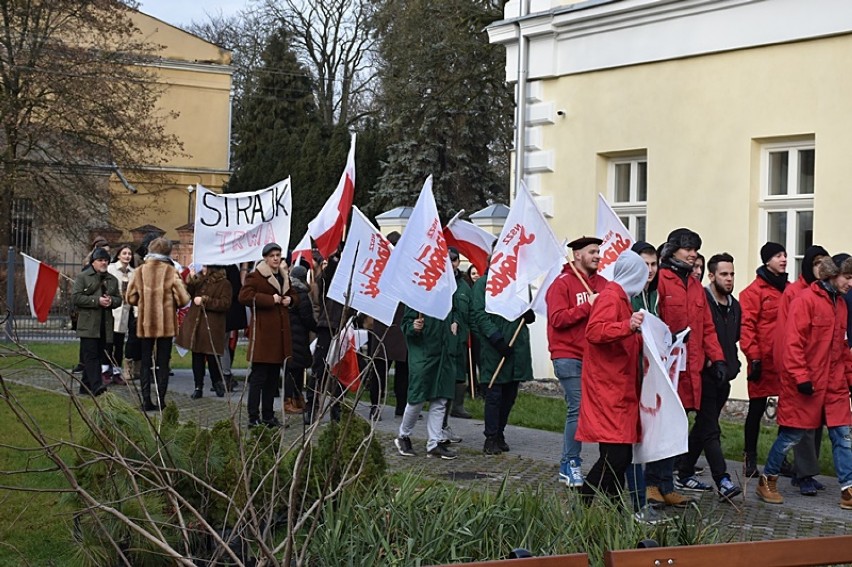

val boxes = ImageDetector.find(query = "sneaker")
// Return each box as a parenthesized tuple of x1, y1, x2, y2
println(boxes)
(262, 417, 284, 429)
(813, 477, 826, 491)
(427, 444, 458, 460)
(694, 465, 705, 475)
(841, 487, 852, 510)
(71, 363, 84, 373)
(645, 486, 666, 507)
(756, 474, 784, 504)
(394, 436, 416, 457)
(101, 371, 113, 386)
(797, 476, 818, 496)
(662, 491, 696, 508)
(442, 426, 462, 444)
(718, 477, 742, 501)
(558, 460, 584, 488)
(633, 505, 664, 525)
(675, 475, 713, 492)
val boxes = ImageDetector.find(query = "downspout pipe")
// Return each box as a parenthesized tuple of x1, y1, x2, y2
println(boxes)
(513, 0, 530, 198)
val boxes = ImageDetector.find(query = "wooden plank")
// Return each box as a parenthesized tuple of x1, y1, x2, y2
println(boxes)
(604, 535, 852, 567)
(429, 552, 589, 567)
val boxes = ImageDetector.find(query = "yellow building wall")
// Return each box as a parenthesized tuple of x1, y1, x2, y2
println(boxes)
(533, 34, 852, 395)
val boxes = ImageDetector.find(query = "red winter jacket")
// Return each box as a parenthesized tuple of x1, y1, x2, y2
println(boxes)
(575, 281, 642, 444)
(773, 276, 807, 375)
(656, 267, 725, 411)
(546, 263, 607, 360)
(740, 275, 785, 398)
(779, 282, 852, 429)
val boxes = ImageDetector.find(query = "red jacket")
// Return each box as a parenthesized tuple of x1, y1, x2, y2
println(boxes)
(779, 282, 852, 429)
(546, 263, 607, 360)
(773, 276, 807, 374)
(656, 268, 724, 411)
(576, 282, 642, 444)
(740, 275, 785, 398)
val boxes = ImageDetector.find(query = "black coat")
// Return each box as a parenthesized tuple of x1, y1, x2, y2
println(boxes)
(225, 265, 248, 332)
(703, 287, 742, 380)
(288, 278, 317, 368)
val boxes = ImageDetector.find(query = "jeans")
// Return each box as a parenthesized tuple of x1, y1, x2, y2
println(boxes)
(400, 398, 448, 451)
(677, 373, 731, 486)
(766, 425, 852, 488)
(644, 456, 676, 494)
(626, 463, 646, 511)
(484, 381, 519, 438)
(554, 358, 582, 466)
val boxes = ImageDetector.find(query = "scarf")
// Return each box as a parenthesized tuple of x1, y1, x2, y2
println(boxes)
(756, 265, 788, 293)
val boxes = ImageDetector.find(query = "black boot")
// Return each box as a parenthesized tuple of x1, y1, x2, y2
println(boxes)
(450, 382, 472, 419)
(483, 436, 503, 455)
(213, 381, 226, 398)
(142, 399, 159, 412)
(744, 452, 760, 478)
(496, 433, 510, 452)
(191, 388, 203, 400)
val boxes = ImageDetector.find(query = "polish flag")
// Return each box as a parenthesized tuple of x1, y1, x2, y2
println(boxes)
(326, 317, 361, 392)
(291, 230, 313, 268)
(21, 253, 60, 323)
(443, 211, 496, 275)
(308, 133, 356, 259)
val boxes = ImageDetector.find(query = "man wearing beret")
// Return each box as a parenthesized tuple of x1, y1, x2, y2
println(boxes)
(545, 235, 607, 487)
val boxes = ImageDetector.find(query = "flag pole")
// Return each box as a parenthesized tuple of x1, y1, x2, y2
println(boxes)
(568, 260, 594, 296)
(467, 336, 476, 398)
(488, 319, 525, 388)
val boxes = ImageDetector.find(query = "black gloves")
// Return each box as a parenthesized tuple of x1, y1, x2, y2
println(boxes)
(522, 310, 536, 325)
(797, 381, 814, 396)
(488, 333, 513, 358)
(747, 360, 762, 382)
(711, 361, 729, 385)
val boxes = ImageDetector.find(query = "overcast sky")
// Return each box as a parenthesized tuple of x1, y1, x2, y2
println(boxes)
(139, 0, 250, 28)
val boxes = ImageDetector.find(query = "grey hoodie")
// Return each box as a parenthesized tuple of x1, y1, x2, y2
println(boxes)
(613, 250, 649, 299)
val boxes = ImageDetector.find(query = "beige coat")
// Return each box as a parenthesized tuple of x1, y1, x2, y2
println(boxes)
(107, 262, 134, 333)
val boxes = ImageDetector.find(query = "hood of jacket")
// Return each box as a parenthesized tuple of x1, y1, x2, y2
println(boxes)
(613, 250, 649, 299)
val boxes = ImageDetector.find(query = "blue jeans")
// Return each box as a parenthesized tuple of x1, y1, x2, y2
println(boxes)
(644, 456, 676, 494)
(626, 463, 646, 511)
(554, 358, 582, 466)
(766, 425, 852, 488)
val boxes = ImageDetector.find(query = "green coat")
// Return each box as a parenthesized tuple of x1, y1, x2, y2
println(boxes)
(446, 273, 472, 383)
(402, 306, 455, 404)
(469, 275, 533, 385)
(72, 266, 122, 341)
(631, 288, 658, 316)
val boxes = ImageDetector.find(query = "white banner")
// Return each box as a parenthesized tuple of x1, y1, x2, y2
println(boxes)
(193, 180, 292, 265)
(596, 193, 635, 281)
(377, 176, 455, 320)
(328, 207, 399, 326)
(633, 311, 689, 464)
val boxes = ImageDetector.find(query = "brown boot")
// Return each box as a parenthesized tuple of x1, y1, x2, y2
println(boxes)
(841, 487, 852, 510)
(756, 474, 784, 504)
(662, 490, 696, 508)
(284, 398, 303, 414)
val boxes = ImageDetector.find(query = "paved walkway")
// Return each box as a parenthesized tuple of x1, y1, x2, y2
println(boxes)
(6, 366, 852, 542)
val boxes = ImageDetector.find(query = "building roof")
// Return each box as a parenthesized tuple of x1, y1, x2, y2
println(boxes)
(470, 203, 510, 220)
(375, 206, 414, 220)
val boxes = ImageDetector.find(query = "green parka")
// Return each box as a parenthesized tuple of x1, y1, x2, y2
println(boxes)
(72, 266, 122, 342)
(470, 275, 533, 385)
(446, 272, 472, 383)
(402, 306, 455, 404)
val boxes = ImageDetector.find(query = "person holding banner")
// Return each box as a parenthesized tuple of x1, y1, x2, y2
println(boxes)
(576, 250, 648, 504)
(545, 236, 607, 486)
(239, 242, 294, 428)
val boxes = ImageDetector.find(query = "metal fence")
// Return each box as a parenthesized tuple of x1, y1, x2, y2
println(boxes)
(2, 246, 85, 342)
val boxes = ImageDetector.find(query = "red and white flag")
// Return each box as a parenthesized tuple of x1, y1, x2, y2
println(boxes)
(485, 182, 565, 321)
(21, 253, 60, 323)
(443, 211, 496, 275)
(596, 194, 634, 281)
(291, 230, 313, 268)
(326, 317, 361, 392)
(377, 176, 455, 320)
(328, 207, 399, 326)
(308, 133, 356, 258)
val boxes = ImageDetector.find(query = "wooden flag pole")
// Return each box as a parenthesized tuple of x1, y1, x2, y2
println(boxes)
(567, 260, 594, 296)
(488, 319, 526, 389)
(467, 338, 476, 398)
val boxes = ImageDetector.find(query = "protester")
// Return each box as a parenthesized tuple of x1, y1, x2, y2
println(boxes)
(72, 247, 122, 396)
(739, 242, 792, 478)
(126, 237, 190, 411)
(676, 253, 743, 501)
(445, 247, 473, 422)
(368, 305, 409, 418)
(239, 243, 294, 428)
(394, 307, 458, 460)
(221, 264, 248, 392)
(757, 256, 852, 510)
(576, 251, 647, 505)
(176, 265, 232, 399)
(106, 244, 134, 384)
(545, 236, 607, 487)
(692, 253, 706, 282)
(285, 264, 317, 414)
(72, 235, 113, 374)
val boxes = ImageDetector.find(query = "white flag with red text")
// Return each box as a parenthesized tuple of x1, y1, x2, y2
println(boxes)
(308, 133, 356, 258)
(633, 312, 689, 464)
(596, 194, 635, 281)
(443, 211, 496, 275)
(327, 207, 399, 326)
(485, 182, 564, 321)
(377, 176, 455, 320)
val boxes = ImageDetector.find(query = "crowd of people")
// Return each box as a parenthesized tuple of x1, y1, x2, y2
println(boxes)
(69, 225, 852, 519)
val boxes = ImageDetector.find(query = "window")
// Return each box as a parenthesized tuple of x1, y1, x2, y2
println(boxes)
(12, 198, 35, 253)
(760, 141, 814, 278)
(609, 156, 647, 241)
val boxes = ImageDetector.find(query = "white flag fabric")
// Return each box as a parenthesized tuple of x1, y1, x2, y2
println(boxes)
(443, 211, 496, 275)
(596, 194, 635, 281)
(485, 181, 565, 321)
(193, 180, 292, 265)
(291, 230, 313, 268)
(308, 133, 356, 258)
(377, 176, 455, 320)
(633, 311, 689, 464)
(328, 207, 399, 326)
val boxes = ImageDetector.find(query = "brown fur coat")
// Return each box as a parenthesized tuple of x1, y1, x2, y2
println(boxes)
(127, 258, 191, 338)
(238, 261, 294, 364)
(176, 269, 232, 355)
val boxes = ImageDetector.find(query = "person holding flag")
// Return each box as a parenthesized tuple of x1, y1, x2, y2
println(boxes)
(546, 235, 607, 487)
(445, 247, 473, 421)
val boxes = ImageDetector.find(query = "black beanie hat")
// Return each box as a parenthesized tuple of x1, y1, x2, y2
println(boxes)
(760, 242, 786, 265)
(631, 240, 656, 256)
(91, 247, 110, 262)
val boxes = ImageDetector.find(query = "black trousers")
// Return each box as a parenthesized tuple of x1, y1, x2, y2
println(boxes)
(484, 381, 519, 438)
(744, 396, 768, 455)
(307, 327, 342, 418)
(248, 362, 282, 422)
(80, 337, 107, 394)
(192, 352, 223, 390)
(392, 360, 409, 415)
(368, 358, 388, 407)
(581, 443, 633, 500)
(284, 362, 305, 399)
(110, 332, 126, 368)
(140, 337, 172, 405)
(677, 373, 731, 485)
